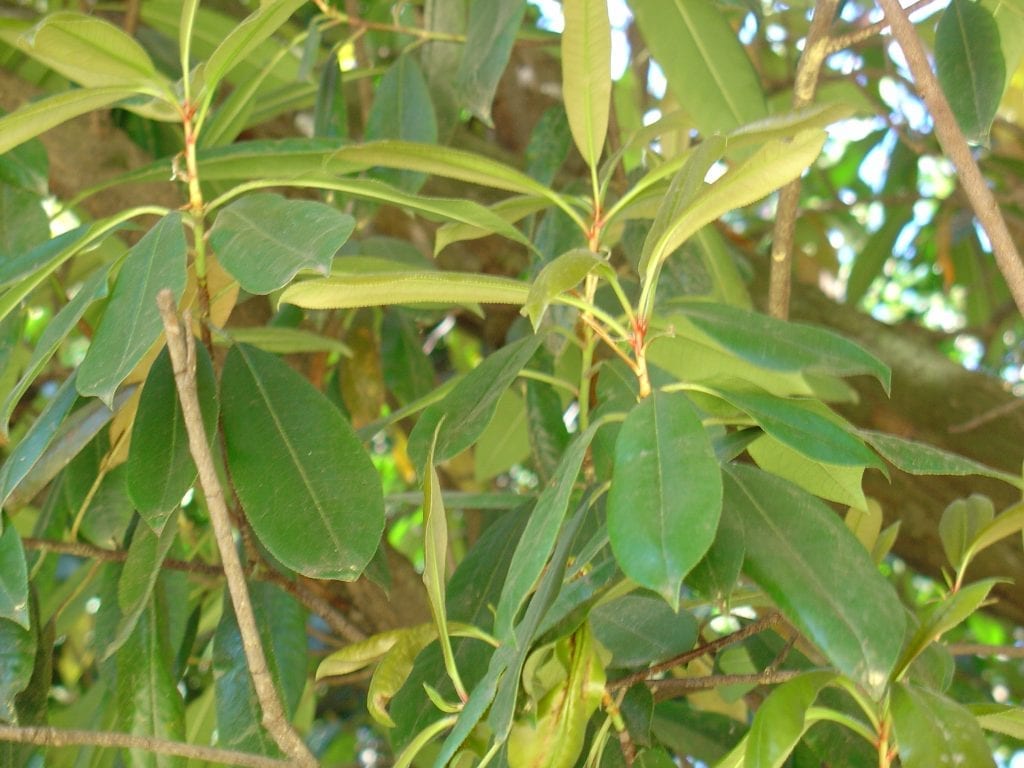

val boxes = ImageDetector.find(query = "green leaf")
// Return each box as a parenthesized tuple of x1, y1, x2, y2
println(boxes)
(455, 0, 526, 124)
(590, 594, 697, 668)
(724, 464, 906, 698)
(964, 499, 1024, 563)
(607, 391, 722, 609)
(845, 205, 912, 306)
(203, 0, 306, 94)
(213, 325, 351, 356)
(860, 431, 1022, 488)
(745, 671, 836, 768)
(20, 12, 164, 89)
(687, 498, 745, 602)
(0, 131, 47, 194)
(891, 683, 996, 768)
(77, 212, 188, 406)
(670, 302, 891, 393)
(474, 390, 531, 482)
(407, 333, 543, 469)
(220, 344, 384, 580)
(0, 185, 48, 260)
(126, 344, 218, 533)
(935, 0, 1006, 144)
(972, 703, 1024, 739)
(1, 265, 109, 438)
(365, 55, 439, 191)
(280, 270, 529, 311)
(748, 434, 867, 508)
(525, 374, 570, 484)
(435, 196, 551, 253)
(523, 249, 614, 330)
(562, 0, 611, 169)
(0, 617, 35, 723)
(0, 86, 141, 156)
(0, 525, 29, 630)
(209, 193, 354, 295)
(938, 494, 994, 568)
(629, 0, 766, 134)
(381, 310, 435, 406)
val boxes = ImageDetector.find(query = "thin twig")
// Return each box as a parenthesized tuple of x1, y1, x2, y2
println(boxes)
(948, 397, 1024, 434)
(0, 725, 290, 768)
(826, 0, 940, 54)
(948, 643, 1024, 659)
(768, 0, 841, 319)
(877, 0, 1024, 317)
(649, 669, 803, 700)
(156, 290, 317, 768)
(22, 538, 222, 578)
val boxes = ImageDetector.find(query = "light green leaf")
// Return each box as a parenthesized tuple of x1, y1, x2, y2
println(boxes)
(692, 226, 752, 309)
(744, 671, 836, 768)
(971, 703, 1024, 739)
(203, 0, 306, 94)
(435, 196, 550, 253)
(77, 213, 188, 406)
(724, 464, 906, 698)
(213, 326, 351, 357)
(607, 391, 722, 609)
(473, 390, 531, 482)
(891, 683, 995, 768)
(962, 499, 1024, 566)
(126, 344, 218, 533)
(0, 616, 35, 723)
(209, 193, 354, 294)
(562, 0, 611, 169)
(0, 525, 29, 630)
(523, 249, 613, 330)
(861, 431, 1022, 488)
(727, 102, 855, 151)
(936, 0, 1005, 144)
(220, 344, 384, 580)
(629, 0, 766, 134)
(749, 434, 867, 508)
(455, 0, 526, 124)
(280, 271, 528, 311)
(939, 494, 994, 568)
(590, 594, 697, 668)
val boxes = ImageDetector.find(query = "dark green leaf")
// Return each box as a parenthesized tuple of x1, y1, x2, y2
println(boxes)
(861, 430, 1021, 487)
(607, 391, 722, 608)
(455, 0, 526, 124)
(0, 131, 47, 194)
(474, 390, 531, 481)
(77, 212, 188, 406)
(382, 310, 435, 406)
(209, 193, 355, 295)
(590, 593, 697, 668)
(0, 185, 48, 260)
(745, 671, 836, 768)
(891, 683, 996, 768)
(724, 464, 905, 698)
(652, 701, 744, 765)
(936, 0, 1005, 143)
(687, 498, 745, 602)
(526, 107, 572, 186)
(0, 617, 35, 723)
(221, 344, 384, 580)
(127, 344, 218, 532)
(525, 376, 570, 484)
(523, 249, 614, 330)
(0, 524, 29, 630)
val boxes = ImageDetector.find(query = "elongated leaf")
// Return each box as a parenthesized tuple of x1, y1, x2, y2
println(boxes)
(745, 671, 836, 768)
(523, 249, 614, 330)
(1, 265, 109, 438)
(607, 391, 722, 609)
(748, 435, 867, 508)
(936, 0, 1005, 144)
(221, 344, 383, 580)
(209, 193, 354, 294)
(562, 0, 611, 169)
(861, 430, 1021, 487)
(126, 344, 218, 532)
(214, 325, 351, 356)
(965, 500, 1024, 561)
(203, 0, 306, 94)
(474, 390, 531, 481)
(671, 302, 891, 393)
(280, 270, 528, 311)
(891, 683, 995, 768)
(0, 525, 29, 630)
(724, 464, 905, 698)
(408, 334, 543, 469)
(0, 186, 48, 260)
(629, 0, 766, 134)
(972, 703, 1024, 739)
(0, 617, 35, 723)
(435, 196, 550, 252)
(590, 594, 697, 668)
(77, 213, 188, 406)
(456, 0, 526, 124)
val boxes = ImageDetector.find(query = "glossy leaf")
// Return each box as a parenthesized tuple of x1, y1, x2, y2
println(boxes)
(724, 464, 905, 698)
(407, 333, 543, 469)
(562, 0, 611, 169)
(279, 270, 529, 310)
(745, 671, 836, 768)
(221, 344, 384, 580)
(939, 494, 994, 568)
(590, 594, 697, 668)
(0, 617, 35, 724)
(687, 499, 745, 602)
(77, 213, 188, 406)
(936, 0, 1005, 144)
(861, 431, 1021, 488)
(209, 193, 354, 295)
(607, 391, 722, 609)
(455, 0, 526, 124)
(523, 249, 614, 330)
(629, 0, 766, 134)
(0, 525, 29, 630)
(126, 344, 218, 532)
(891, 683, 996, 768)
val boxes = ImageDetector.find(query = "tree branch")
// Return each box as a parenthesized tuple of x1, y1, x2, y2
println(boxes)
(768, 0, 841, 319)
(0, 725, 290, 768)
(876, 0, 1024, 318)
(826, 0, 940, 54)
(649, 669, 803, 701)
(156, 290, 316, 768)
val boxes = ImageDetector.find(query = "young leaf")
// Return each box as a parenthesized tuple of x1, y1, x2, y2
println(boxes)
(891, 683, 996, 768)
(939, 494, 994, 568)
(220, 344, 384, 580)
(935, 0, 1005, 144)
(523, 249, 614, 330)
(724, 464, 906, 698)
(961, 499, 1024, 568)
(77, 213, 188, 406)
(607, 391, 723, 609)
(745, 671, 837, 768)
(0, 525, 29, 630)
(126, 343, 218, 533)
(562, 0, 611, 170)
(435, 196, 551, 252)
(209, 193, 355, 294)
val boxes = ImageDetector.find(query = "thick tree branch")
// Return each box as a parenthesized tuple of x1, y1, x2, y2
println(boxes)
(877, 0, 1024, 317)
(0, 725, 290, 768)
(156, 291, 316, 768)
(768, 0, 841, 319)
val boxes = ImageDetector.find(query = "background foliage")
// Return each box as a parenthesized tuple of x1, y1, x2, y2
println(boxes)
(1, 0, 1024, 766)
